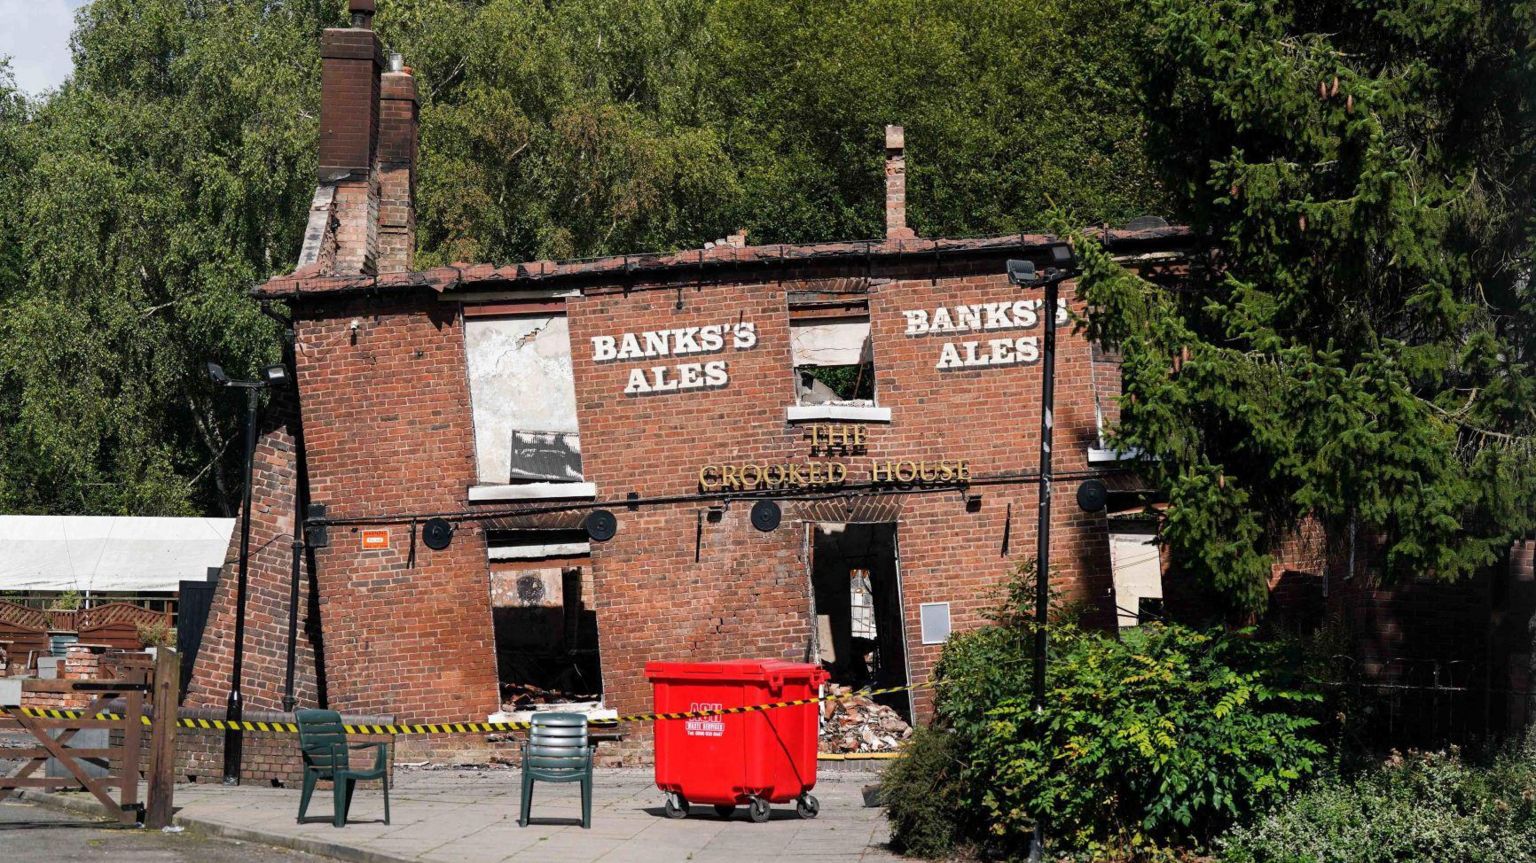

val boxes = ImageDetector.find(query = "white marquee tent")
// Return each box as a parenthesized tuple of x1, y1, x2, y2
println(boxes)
(0, 516, 234, 594)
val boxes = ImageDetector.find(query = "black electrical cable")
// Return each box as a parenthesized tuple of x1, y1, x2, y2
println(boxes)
(303, 466, 1141, 528)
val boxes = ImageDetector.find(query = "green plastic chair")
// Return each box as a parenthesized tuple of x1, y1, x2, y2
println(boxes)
(518, 712, 595, 829)
(295, 709, 391, 828)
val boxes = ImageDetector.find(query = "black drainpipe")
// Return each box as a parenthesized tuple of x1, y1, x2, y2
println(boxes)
(261, 303, 309, 713)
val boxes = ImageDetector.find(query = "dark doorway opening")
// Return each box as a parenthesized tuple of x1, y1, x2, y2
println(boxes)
(810, 522, 911, 723)
(487, 529, 603, 710)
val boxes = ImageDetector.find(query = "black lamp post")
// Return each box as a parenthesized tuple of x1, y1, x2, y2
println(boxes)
(1006, 242, 1077, 863)
(208, 360, 290, 785)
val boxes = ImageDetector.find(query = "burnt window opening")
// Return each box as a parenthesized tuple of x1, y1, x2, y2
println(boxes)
(798, 363, 875, 403)
(790, 309, 876, 407)
(486, 529, 602, 710)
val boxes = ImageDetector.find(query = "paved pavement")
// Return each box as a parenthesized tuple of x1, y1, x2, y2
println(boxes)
(27, 766, 900, 863)
(0, 795, 329, 863)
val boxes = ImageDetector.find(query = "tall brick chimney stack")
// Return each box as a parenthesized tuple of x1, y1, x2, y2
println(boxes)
(376, 53, 418, 274)
(317, 1, 384, 275)
(885, 125, 916, 240)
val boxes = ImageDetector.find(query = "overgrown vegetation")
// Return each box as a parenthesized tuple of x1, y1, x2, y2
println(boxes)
(49, 589, 81, 611)
(1221, 749, 1536, 863)
(135, 619, 174, 648)
(1074, 0, 1536, 615)
(882, 563, 1324, 860)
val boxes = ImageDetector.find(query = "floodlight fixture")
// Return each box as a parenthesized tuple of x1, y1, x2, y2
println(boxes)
(1007, 242, 1077, 288)
(261, 364, 290, 386)
(207, 362, 230, 385)
(1006, 259, 1038, 286)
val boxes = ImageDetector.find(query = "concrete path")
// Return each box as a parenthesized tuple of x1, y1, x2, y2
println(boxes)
(30, 767, 900, 863)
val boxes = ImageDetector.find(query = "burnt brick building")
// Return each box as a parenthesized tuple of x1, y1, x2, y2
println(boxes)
(182, 3, 1189, 765)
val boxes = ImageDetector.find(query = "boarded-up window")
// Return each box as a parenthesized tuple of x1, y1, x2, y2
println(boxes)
(465, 315, 582, 484)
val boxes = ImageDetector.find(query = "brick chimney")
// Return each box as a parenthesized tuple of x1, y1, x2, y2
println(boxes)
(317, 1, 385, 275)
(884, 125, 916, 240)
(377, 53, 418, 273)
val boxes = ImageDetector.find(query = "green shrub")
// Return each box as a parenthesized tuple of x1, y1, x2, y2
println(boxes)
(881, 724, 968, 858)
(1220, 749, 1536, 863)
(975, 624, 1324, 857)
(882, 561, 1324, 860)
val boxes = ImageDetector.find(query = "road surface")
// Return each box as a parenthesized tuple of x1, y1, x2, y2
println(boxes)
(0, 795, 331, 863)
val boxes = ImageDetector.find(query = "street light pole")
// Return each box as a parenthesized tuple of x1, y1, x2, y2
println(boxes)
(207, 361, 290, 786)
(1006, 244, 1077, 863)
(1033, 268, 1059, 710)
(224, 385, 258, 784)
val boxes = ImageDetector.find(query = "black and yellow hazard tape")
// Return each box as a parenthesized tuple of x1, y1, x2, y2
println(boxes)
(0, 681, 929, 736)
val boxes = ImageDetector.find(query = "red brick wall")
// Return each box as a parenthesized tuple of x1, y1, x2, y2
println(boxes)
(185, 389, 324, 714)
(564, 261, 1115, 722)
(208, 252, 1138, 752)
(291, 295, 498, 724)
(20, 646, 103, 710)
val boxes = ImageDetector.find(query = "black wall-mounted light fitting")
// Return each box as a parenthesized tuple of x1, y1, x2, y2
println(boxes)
(421, 517, 455, 550)
(750, 500, 782, 532)
(585, 510, 618, 542)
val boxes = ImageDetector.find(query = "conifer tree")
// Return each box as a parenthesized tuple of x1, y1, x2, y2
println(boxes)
(1076, 0, 1536, 615)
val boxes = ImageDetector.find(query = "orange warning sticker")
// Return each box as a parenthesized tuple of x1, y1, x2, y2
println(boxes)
(361, 529, 389, 550)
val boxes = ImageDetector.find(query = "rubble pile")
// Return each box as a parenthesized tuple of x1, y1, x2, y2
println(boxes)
(818, 686, 913, 753)
(499, 683, 597, 712)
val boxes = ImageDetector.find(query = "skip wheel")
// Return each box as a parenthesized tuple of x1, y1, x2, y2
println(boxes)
(796, 794, 819, 819)
(748, 797, 771, 823)
(713, 804, 736, 819)
(664, 792, 689, 819)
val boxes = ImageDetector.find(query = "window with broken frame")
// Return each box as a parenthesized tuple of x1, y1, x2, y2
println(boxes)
(789, 298, 876, 406)
(464, 310, 585, 487)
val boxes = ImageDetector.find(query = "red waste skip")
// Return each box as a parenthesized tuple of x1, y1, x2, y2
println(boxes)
(645, 659, 829, 823)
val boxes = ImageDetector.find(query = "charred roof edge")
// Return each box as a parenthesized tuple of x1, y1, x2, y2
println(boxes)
(253, 225, 1193, 302)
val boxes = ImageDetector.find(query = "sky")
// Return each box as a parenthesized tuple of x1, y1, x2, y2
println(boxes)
(0, 1, 88, 96)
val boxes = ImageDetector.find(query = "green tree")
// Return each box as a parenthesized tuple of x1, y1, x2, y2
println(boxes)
(2, 0, 1166, 515)
(379, 0, 1167, 263)
(703, 0, 1166, 243)
(0, 0, 340, 515)
(1075, 0, 1536, 613)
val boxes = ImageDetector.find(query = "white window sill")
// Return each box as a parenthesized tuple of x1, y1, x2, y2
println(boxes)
(786, 405, 891, 423)
(468, 482, 597, 502)
(1088, 447, 1144, 464)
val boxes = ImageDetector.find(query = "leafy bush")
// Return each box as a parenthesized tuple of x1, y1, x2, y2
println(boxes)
(881, 724, 967, 858)
(135, 619, 173, 649)
(1220, 749, 1536, 863)
(883, 561, 1324, 859)
(977, 624, 1323, 857)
